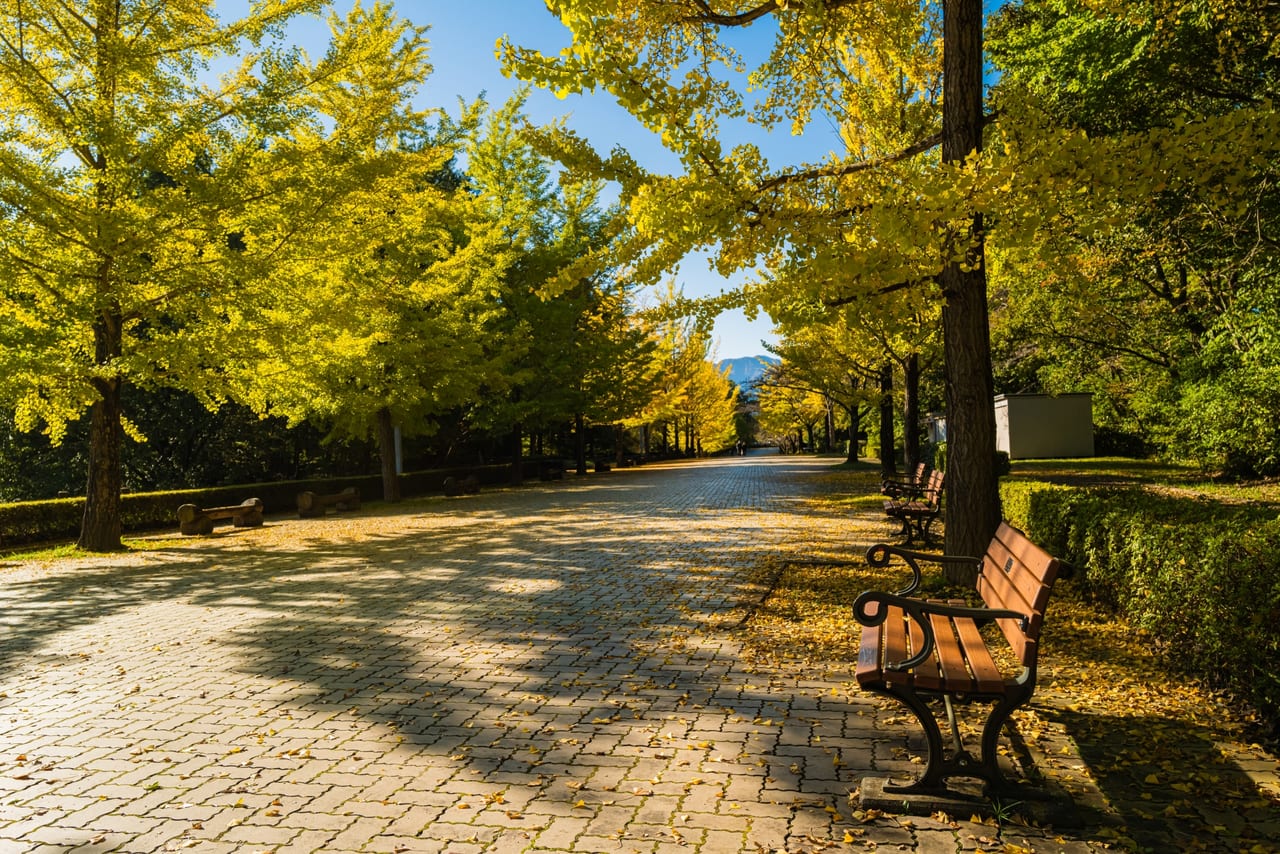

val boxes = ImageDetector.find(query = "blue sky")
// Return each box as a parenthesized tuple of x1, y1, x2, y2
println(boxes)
(218, 0, 846, 359)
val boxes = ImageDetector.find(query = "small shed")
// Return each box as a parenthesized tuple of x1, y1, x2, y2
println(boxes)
(994, 393, 1094, 459)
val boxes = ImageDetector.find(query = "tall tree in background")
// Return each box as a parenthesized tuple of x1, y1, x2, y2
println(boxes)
(459, 94, 653, 472)
(234, 122, 510, 503)
(503, 0, 1003, 562)
(985, 0, 1280, 474)
(0, 0, 431, 550)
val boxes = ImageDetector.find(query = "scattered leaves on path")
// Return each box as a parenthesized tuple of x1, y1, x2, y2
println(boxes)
(739, 466, 1280, 852)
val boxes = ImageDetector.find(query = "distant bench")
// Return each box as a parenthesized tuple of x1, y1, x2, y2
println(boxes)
(881, 462, 928, 500)
(296, 487, 360, 518)
(852, 522, 1069, 796)
(443, 475, 480, 497)
(883, 468, 944, 545)
(177, 498, 264, 536)
(536, 458, 565, 481)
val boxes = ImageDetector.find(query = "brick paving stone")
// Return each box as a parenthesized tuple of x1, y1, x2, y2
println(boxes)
(5, 453, 1256, 852)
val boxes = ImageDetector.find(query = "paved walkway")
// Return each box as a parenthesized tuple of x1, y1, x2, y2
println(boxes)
(1, 454, 1088, 853)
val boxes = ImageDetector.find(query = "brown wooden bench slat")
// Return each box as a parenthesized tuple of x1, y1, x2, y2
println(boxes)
(952, 615, 1007, 693)
(856, 626, 882, 685)
(983, 534, 1053, 620)
(851, 521, 1068, 796)
(923, 611, 967, 692)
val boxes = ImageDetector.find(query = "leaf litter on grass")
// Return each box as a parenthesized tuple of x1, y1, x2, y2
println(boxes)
(738, 466, 1280, 852)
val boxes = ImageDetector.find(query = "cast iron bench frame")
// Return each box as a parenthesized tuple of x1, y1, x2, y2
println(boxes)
(881, 462, 928, 500)
(852, 521, 1068, 795)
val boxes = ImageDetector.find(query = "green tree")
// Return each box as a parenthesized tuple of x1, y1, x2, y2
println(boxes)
(986, 0, 1280, 474)
(451, 94, 662, 479)
(503, 0, 1003, 560)
(234, 115, 512, 502)
(0, 0, 431, 549)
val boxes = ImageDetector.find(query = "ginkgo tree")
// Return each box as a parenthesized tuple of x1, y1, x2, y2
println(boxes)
(0, 0, 432, 550)
(502, 0, 1004, 560)
(457, 95, 652, 475)
(232, 123, 510, 503)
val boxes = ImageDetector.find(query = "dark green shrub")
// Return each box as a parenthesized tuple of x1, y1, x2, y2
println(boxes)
(1, 464, 512, 548)
(1001, 480, 1280, 736)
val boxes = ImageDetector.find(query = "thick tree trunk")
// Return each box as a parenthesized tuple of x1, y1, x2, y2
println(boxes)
(903, 352, 921, 471)
(941, 0, 1001, 577)
(878, 363, 896, 478)
(376, 407, 401, 503)
(78, 314, 125, 552)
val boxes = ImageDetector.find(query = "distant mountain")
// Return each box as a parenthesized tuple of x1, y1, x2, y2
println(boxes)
(718, 355, 778, 388)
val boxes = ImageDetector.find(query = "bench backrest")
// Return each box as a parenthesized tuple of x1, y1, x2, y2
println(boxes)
(976, 522, 1063, 670)
(922, 469, 945, 506)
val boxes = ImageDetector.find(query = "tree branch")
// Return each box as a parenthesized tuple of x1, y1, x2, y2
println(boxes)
(823, 278, 928, 307)
(683, 0, 866, 27)
(755, 110, 998, 193)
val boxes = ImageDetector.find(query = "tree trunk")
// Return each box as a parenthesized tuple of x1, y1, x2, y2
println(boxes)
(903, 351, 921, 471)
(574, 412, 587, 475)
(376, 407, 401, 503)
(510, 423, 524, 484)
(79, 314, 125, 552)
(878, 363, 896, 479)
(941, 0, 1000, 578)
(824, 397, 835, 452)
(845, 403, 861, 464)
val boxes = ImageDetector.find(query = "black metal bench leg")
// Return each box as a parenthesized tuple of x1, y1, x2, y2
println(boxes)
(979, 686, 1033, 792)
(875, 684, 948, 793)
(872, 687, 1030, 795)
(918, 514, 937, 546)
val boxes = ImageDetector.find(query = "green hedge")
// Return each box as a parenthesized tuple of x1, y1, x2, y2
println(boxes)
(0, 464, 513, 548)
(1001, 480, 1280, 735)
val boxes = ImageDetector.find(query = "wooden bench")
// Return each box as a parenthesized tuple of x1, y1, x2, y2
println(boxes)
(883, 468, 944, 545)
(852, 522, 1068, 795)
(296, 487, 360, 518)
(177, 498, 264, 536)
(536, 458, 565, 481)
(442, 475, 480, 497)
(881, 462, 928, 500)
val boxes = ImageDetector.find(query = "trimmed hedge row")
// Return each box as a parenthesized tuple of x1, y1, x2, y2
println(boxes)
(0, 464, 516, 548)
(1001, 479, 1280, 736)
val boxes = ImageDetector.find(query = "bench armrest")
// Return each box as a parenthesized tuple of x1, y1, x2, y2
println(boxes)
(864, 543, 983, 596)
(881, 479, 923, 499)
(852, 590, 1030, 672)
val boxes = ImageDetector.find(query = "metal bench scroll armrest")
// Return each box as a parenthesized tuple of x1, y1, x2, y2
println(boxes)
(864, 543, 982, 597)
(852, 590, 1030, 672)
(881, 479, 923, 499)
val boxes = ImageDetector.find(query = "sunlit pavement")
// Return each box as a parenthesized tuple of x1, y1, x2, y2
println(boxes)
(2, 454, 1101, 853)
